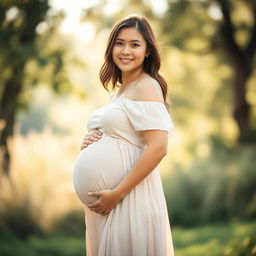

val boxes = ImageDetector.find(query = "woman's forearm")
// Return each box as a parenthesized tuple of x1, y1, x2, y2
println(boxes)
(113, 145, 167, 200)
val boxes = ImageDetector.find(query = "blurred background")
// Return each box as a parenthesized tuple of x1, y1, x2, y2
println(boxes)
(0, 0, 256, 255)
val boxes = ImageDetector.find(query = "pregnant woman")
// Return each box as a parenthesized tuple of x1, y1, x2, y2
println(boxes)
(73, 14, 175, 256)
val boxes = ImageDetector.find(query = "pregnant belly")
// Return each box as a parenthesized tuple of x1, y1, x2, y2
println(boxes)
(73, 134, 139, 205)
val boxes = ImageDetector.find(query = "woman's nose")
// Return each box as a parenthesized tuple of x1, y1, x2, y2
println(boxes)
(121, 45, 130, 55)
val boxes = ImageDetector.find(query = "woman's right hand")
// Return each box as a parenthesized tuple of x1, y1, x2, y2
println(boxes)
(80, 130, 103, 150)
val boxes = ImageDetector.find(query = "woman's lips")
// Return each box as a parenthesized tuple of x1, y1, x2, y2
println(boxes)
(119, 58, 134, 64)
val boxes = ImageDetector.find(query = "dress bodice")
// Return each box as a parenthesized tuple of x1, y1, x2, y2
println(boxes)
(87, 96, 174, 148)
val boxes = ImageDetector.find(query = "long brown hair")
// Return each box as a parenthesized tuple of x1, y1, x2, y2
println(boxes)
(99, 14, 169, 107)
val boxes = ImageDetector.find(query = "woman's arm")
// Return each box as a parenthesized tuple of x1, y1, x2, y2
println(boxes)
(113, 130, 168, 199)
(88, 129, 168, 215)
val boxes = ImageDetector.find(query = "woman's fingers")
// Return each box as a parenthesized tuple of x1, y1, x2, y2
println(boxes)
(101, 210, 109, 216)
(88, 202, 106, 214)
(88, 201, 100, 209)
(90, 131, 103, 140)
(91, 206, 105, 214)
(88, 200, 109, 215)
(80, 139, 92, 150)
(80, 130, 103, 150)
(89, 203, 109, 215)
(95, 208, 108, 215)
(94, 207, 103, 213)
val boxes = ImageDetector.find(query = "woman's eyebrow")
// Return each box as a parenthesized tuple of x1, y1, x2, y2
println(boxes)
(116, 38, 141, 43)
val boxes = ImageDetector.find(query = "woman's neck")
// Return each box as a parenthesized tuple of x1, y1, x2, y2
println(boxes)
(121, 69, 144, 86)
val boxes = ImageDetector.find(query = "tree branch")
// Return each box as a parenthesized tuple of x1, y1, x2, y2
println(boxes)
(246, 2, 256, 58)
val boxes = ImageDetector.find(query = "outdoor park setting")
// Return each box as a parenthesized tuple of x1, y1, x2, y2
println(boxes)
(0, 0, 256, 255)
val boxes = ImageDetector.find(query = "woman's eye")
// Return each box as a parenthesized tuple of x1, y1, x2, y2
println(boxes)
(115, 41, 123, 45)
(132, 43, 140, 48)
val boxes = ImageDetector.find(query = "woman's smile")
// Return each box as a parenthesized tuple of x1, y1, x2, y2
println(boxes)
(119, 57, 134, 64)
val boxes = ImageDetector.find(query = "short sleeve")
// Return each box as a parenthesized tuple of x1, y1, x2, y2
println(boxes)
(121, 98, 174, 134)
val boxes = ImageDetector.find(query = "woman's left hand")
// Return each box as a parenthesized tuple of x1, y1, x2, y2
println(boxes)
(87, 190, 120, 216)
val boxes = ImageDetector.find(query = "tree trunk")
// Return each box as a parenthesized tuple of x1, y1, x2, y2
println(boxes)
(0, 65, 23, 175)
(0, 111, 16, 176)
(233, 65, 251, 143)
(0, 0, 50, 176)
(218, 0, 256, 144)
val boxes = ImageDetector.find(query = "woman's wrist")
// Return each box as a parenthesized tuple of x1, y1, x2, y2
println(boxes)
(112, 186, 128, 202)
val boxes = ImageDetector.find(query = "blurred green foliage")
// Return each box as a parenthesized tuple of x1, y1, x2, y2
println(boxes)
(0, 220, 255, 256)
(52, 210, 85, 238)
(0, 198, 44, 239)
(0, 231, 85, 256)
(222, 236, 256, 256)
(164, 141, 256, 226)
(173, 221, 256, 256)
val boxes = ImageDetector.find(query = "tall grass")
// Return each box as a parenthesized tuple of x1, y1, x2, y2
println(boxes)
(0, 129, 84, 237)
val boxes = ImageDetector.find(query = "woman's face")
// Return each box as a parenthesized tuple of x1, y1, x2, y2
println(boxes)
(112, 27, 148, 74)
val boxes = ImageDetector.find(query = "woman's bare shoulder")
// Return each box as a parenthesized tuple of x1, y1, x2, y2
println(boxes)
(133, 75, 164, 103)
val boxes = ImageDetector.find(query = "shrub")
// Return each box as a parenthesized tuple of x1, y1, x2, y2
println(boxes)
(164, 142, 256, 226)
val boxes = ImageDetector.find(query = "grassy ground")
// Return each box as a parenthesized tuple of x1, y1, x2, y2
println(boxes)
(173, 220, 256, 256)
(0, 220, 255, 256)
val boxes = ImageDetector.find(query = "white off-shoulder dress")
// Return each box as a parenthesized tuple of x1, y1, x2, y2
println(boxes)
(73, 94, 175, 256)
